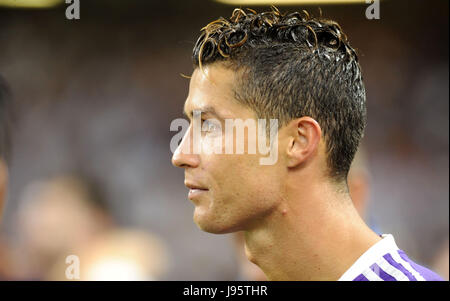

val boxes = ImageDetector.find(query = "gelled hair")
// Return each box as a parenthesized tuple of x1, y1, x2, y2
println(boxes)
(192, 7, 366, 181)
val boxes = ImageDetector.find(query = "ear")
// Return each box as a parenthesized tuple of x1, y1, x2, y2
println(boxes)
(0, 159, 7, 220)
(286, 117, 322, 168)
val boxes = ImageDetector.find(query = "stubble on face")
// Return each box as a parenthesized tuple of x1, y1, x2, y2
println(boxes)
(182, 64, 284, 234)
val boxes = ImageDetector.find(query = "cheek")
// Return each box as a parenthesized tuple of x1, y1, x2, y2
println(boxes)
(212, 156, 279, 201)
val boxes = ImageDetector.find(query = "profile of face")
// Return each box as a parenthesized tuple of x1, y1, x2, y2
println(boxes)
(172, 64, 289, 234)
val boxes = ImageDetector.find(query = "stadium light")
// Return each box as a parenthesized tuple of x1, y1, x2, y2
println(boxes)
(0, 0, 63, 9)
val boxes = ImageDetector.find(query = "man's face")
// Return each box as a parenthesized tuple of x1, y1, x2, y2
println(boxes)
(172, 64, 285, 234)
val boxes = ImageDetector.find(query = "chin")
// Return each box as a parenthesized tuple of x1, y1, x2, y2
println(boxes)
(196, 222, 230, 234)
(193, 209, 240, 234)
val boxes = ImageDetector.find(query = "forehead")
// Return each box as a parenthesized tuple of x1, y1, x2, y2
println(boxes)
(184, 65, 254, 119)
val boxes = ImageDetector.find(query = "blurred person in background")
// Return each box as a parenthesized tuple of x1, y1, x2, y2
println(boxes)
(346, 145, 382, 235)
(6, 174, 170, 280)
(0, 234, 14, 280)
(0, 75, 14, 280)
(0, 75, 12, 221)
(47, 228, 170, 281)
(8, 174, 112, 279)
(430, 238, 449, 281)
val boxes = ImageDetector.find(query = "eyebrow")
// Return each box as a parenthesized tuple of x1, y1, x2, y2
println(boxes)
(183, 105, 222, 120)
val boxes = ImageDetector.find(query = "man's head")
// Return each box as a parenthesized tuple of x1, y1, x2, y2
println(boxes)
(0, 75, 12, 219)
(172, 8, 366, 234)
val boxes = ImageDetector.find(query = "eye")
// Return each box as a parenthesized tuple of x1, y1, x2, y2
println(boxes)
(202, 119, 220, 132)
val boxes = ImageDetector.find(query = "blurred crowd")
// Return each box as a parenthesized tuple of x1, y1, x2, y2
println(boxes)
(0, 174, 170, 280)
(0, 0, 448, 280)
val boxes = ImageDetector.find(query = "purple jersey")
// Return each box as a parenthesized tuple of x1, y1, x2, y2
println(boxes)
(338, 234, 444, 281)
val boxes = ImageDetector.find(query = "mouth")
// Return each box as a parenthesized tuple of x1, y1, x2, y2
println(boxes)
(185, 182, 209, 200)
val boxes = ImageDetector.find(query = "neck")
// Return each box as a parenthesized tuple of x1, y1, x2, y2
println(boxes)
(243, 179, 381, 281)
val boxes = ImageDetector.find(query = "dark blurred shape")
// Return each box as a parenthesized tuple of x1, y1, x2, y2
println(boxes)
(0, 75, 12, 164)
(0, 75, 12, 221)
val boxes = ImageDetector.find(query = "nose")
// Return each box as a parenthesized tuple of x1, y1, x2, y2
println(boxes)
(171, 126, 200, 169)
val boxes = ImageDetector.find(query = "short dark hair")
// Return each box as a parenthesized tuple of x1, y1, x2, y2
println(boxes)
(192, 7, 366, 181)
(0, 75, 13, 163)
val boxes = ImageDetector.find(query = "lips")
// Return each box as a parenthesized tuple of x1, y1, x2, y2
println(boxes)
(185, 182, 208, 190)
(185, 182, 209, 200)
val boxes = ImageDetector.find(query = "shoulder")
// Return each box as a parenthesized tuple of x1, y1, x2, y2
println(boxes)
(340, 234, 444, 281)
(392, 249, 444, 281)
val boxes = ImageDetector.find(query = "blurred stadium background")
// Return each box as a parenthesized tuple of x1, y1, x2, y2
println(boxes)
(0, 0, 448, 280)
